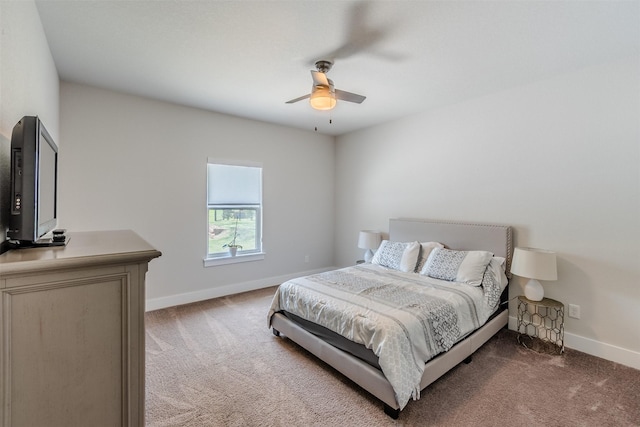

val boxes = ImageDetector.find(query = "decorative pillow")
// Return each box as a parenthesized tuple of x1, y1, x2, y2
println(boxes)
(414, 241, 445, 273)
(371, 240, 420, 272)
(420, 248, 493, 286)
(484, 257, 508, 291)
(481, 257, 508, 308)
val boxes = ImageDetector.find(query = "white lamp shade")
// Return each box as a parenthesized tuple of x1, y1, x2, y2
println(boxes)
(358, 230, 381, 250)
(510, 247, 558, 281)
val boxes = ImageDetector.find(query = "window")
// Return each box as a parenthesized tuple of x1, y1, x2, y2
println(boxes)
(205, 160, 263, 265)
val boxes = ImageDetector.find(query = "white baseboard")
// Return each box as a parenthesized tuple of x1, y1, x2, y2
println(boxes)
(508, 315, 640, 371)
(145, 266, 337, 312)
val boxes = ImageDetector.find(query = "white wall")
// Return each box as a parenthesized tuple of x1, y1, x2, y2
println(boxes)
(59, 83, 336, 309)
(0, 0, 59, 243)
(335, 56, 640, 368)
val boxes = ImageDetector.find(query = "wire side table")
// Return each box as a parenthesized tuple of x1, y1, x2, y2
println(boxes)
(517, 296, 564, 354)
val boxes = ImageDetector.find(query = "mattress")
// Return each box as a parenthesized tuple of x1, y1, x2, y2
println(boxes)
(281, 310, 381, 369)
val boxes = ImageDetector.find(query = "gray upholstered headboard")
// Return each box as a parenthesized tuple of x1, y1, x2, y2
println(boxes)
(389, 218, 513, 275)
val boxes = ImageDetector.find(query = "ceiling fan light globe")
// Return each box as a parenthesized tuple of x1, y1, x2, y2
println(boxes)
(310, 87, 336, 110)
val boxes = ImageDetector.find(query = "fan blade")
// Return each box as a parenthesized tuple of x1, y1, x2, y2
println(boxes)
(311, 70, 329, 86)
(286, 93, 311, 104)
(335, 89, 366, 104)
(311, 3, 406, 63)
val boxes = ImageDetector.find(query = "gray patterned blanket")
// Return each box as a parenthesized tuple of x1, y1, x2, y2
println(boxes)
(268, 264, 497, 409)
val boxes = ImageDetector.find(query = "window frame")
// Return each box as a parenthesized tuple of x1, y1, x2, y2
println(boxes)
(204, 159, 264, 267)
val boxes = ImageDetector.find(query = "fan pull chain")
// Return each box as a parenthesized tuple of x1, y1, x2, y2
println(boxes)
(314, 112, 333, 132)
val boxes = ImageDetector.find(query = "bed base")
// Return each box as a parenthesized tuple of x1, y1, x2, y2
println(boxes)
(272, 308, 508, 418)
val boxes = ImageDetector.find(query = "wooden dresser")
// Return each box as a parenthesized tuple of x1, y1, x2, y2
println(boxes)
(0, 230, 161, 427)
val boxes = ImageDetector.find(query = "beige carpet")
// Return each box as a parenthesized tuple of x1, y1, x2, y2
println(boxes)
(145, 287, 640, 426)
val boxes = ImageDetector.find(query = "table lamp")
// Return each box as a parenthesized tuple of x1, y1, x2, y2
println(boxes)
(510, 247, 558, 301)
(358, 230, 381, 263)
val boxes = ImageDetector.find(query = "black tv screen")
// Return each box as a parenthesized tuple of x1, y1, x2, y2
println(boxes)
(8, 116, 58, 245)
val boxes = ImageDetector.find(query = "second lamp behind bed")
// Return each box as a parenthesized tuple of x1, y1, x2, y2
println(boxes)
(358, 230, 382, 263)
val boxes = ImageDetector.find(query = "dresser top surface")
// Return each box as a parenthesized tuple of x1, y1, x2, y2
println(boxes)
(0, 230, 161, 275)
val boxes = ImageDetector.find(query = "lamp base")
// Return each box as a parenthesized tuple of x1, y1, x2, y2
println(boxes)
(364, 249, 374, 263)
(524, 279, 544, 301)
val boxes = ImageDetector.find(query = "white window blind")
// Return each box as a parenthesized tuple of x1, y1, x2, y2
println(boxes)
(207, 163, 262, 205)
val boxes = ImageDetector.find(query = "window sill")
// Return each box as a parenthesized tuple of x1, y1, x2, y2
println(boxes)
(203, 252, 265, 267)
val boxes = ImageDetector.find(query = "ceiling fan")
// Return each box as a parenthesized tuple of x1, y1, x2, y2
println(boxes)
(286, 60, 366, 111)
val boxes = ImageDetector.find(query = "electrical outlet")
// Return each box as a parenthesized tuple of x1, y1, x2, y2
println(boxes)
(568, 304, 581, 319)
(304, 255, 310, 263)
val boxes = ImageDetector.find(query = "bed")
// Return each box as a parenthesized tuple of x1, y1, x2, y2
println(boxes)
(268, 219, 513, 418)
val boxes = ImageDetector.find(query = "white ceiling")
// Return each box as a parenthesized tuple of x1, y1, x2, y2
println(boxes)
(35, 0, 639, 136)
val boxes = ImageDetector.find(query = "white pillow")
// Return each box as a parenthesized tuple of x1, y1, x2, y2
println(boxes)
(415, 241, 445, 273)
(421, 248, 493, 286)
(371, 240, 420, 272)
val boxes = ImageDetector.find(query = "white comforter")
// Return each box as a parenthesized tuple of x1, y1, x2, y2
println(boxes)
(268, 264, 498, 409)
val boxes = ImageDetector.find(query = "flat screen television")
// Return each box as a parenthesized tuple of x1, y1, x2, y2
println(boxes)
(8, 116, 59, 246)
